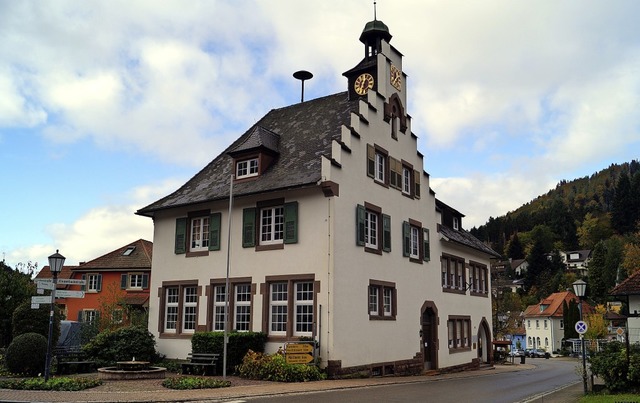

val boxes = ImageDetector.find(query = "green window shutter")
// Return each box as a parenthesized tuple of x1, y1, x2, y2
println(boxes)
(77, 311, 83, 322)
(283, 202, 298, 244)
(81, 274, 86, 291)
(383, 214, 392, 252)
(121, 274, 127, 289)
(367, 144, 375, 178)
(97, 274, 102, 292)
(209, 212, 221, 251)
(242, 207, 256, 248)
(142, 274, 149, 289)
(356, 204, 365, 246)
(403, 221, 411, 257)
(175, 217, 187, 254)
(423, 228, 430, 262)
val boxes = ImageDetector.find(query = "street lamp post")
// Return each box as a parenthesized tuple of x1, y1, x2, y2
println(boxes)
(44, 250, 65, 382)
(572, 279, 588, 395)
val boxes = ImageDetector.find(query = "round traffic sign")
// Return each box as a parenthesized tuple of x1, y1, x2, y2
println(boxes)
(575, 320, 588, 334)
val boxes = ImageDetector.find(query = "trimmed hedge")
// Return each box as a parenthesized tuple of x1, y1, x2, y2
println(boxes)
(237, 349, 325, 382)
(83, 325, 158, 365)
(191, 331, 266, 374)
(5, 332, 48, 376)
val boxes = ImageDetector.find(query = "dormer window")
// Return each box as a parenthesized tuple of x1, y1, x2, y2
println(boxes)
(236, 158, 259, 179)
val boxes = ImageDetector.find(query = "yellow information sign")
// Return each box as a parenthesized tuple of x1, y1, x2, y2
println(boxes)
(286, 353, 314, 364)
(286, 343, 313, 354)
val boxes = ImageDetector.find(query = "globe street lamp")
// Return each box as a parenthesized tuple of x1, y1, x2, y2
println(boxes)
(44, 250, 65, 382)
(572, 279, 588, 395)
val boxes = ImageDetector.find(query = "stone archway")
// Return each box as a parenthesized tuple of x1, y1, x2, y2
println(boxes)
(420, 301, 438, 370)
(477, 317, 492, 364)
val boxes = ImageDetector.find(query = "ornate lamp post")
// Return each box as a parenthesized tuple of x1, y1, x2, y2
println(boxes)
(572, 279, 588, 395)
(44, 250, 65, 382)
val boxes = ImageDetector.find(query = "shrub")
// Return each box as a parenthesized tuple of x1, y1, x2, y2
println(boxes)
(0, 377, 102, 391)
(12, 300, 61, 344)
(82, 325, 157, 365)
(589, 341, 640, 393)
(162, 376, 231, 390)
(237, 349, 325, 382)
(5, 332, 48, 376)
(191, 331, 267, 374)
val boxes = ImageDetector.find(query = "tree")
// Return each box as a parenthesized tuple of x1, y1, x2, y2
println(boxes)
(576, 212, 613, 249)
(622, 241, 640, 277)
(0, 261, 36, 347)
(611, 171, 634, 234)
(588, 241, 608, 304)
(505, 232, 525, 260)
(563, 299, 580, 340)
(585, 305, 609, 340)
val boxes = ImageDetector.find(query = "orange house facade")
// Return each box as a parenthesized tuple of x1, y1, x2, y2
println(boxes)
(36, 239, 152, 325)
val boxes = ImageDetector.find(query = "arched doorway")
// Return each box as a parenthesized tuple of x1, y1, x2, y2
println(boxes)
(420, 301, 438, 370)
(477, 317, 492, 364)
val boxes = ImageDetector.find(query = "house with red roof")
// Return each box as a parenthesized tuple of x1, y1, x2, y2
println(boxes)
(611, 269, 640, 344)
(523, 290, 592, 354)
(35, 239, 152, 326)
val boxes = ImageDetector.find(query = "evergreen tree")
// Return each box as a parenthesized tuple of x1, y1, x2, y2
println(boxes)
(525, 235, 551, 300)
(506, 232, 525, 259)
(588, 241, 608, 304)
(612, 171, 633, 234)
(563, 299, 580, 340)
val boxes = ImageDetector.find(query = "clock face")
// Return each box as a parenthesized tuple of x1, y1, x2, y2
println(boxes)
(390, 65, 402, 90)
(354, 73, 374, 95)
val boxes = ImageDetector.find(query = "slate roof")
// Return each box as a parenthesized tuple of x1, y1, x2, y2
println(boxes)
(438, 224, 501, 258)
(137, 92, 358, 216)
(72, 239, 153, 271)
(610, 269, 640, 296)
(565, 249, 591, 262)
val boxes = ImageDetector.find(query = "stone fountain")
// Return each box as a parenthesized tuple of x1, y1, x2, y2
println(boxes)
(98, 357, 166, 380)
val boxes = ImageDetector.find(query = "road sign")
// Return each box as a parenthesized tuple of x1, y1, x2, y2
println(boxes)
(35, 278, 86, 285)
(32, 295, 53, 304)
(575, 320, 588, 335)
(35, 280, 55, 290)
(31, 303, 40, 309)
(286, 343, 314, 354)
(55, 290, 85, 298)
(285, 353, 314, 364)
(57, 279, 86, 286)
(616, 327, 624, 336)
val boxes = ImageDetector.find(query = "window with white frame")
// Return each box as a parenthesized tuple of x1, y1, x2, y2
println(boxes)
(182, 286, 198, 333)
(368, 280, 396, 320)
(83, 310, 98, 323)
(402, 166, 411, 194)
(269, 282, 288, 335)
(213, 285, 226, 331)
(375, 152, 385, 182)
(365, 210, 378, 249)
(190, 216, 210, 251)
(294, 282, 314, 335)
(560, 319, 564, 329)
(236, 158, 259, 179)
(441, 255, 465, 292)
(164, 287, 179, 332)
(409, 226, 419, 259)
(260, 206, 284, 245)
(87, 273, 101, 292)
(235, 284, 251, 331)
(129, 273, 144, 289)
(264, 277, 316, 338)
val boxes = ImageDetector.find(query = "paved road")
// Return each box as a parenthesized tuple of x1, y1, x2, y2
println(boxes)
(244, 358, 582, 403)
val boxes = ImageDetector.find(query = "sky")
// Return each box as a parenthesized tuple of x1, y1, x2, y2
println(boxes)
(2, 1, 639, 273)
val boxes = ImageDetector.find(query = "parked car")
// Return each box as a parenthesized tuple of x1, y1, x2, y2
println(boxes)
(525, 349, 546, 358)
(509, 349, 524, 357)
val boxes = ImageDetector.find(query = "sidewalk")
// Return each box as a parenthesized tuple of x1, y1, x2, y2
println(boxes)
(0, 363, 584, 403)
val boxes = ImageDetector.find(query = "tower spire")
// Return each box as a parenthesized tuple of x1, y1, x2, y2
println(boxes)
(374, 1, 377, 20)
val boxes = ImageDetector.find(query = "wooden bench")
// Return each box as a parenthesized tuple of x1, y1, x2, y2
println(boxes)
(181, 352, 219, 376)
(54, 346, 96, 375)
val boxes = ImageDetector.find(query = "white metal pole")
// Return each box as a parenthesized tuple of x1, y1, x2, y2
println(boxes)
(223, 174, 233, 379)
(44, 272, 57, 382)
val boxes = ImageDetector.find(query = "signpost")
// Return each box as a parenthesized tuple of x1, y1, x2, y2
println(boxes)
(55, 290, 85, 298)
(32, 295, 53, 304)
(36, 278, 86, 286)
(285, 342, 315, 364)
(575, 320, 588, 335)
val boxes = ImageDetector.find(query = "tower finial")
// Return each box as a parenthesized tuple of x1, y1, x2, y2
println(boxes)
(374, 1, 377, 20)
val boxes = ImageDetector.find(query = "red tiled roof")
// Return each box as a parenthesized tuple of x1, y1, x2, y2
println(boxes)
(73, 239, 152, 271)
(610, 270, 640, 296)
(35, 265, 77, 280)
(523, 290, 593, 318)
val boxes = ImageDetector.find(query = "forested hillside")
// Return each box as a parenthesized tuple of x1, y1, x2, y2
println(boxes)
(471, 159, 640, 306)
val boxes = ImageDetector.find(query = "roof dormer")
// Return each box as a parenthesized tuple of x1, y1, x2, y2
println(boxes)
(227, 125, 280, 181)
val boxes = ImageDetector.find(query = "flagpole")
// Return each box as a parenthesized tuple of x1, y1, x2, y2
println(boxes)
(223, 174, 233, 379)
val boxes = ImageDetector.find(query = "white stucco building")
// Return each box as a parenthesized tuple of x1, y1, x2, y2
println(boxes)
(137, 17, 499, 376)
